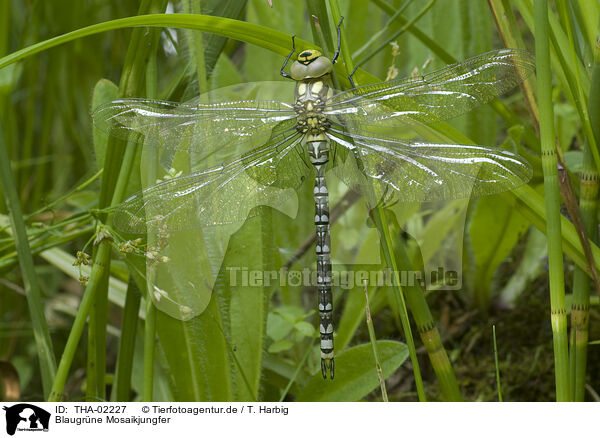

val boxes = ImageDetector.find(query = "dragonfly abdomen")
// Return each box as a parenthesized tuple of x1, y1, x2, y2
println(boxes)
(307, 133, 334, 379)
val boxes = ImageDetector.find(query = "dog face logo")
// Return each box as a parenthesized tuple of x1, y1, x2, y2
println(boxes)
(3, 404, 50, 435)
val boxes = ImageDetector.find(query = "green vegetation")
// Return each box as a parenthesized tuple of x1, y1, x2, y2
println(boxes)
(0, 0, 599, 402)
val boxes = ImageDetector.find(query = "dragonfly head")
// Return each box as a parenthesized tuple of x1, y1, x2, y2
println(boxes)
(290, 49, 333, 81)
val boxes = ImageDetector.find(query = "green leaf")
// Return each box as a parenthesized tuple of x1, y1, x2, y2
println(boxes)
(266, 312, 293, 342)
(294, 321, 315, 337)
(228, 212, 272, 401)
(0, 15, 316, 71)
(156, 212, 272, 401)
(268, 339, 294, 354)
(296, 340, 408, 401)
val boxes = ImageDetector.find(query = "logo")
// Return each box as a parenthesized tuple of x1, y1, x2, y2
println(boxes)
(3, 404, 50, 435)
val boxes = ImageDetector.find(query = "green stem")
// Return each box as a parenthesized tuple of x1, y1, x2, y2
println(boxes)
(26, 169, 103, 220)
(570, 35, 600, 401)
(534, 0, 570, 401)
(111, 279, 142, 401)
(87, 247, 109, 401)
(143, 296, 156, 401)
(48, 241, 110, 401)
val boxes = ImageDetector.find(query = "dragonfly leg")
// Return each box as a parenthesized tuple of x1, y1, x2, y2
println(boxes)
(280, 35, 296, 79)
(331, 16, 344, 64)
(348, 65, 359, 88)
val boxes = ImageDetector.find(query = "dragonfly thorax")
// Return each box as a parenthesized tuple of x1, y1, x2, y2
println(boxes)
(294, 77, 332, 135)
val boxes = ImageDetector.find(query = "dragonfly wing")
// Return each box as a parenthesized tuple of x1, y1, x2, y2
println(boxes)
(93, 93, 297, 161)
(326, 127, 532, 203)
(324, 49, 535, 127)
(112, 127, 309, 233)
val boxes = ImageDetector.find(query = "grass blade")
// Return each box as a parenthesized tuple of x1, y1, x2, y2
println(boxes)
(364, 281, 388, 401)
(0, 120, 56, 398)
(493, 325, 503, 402)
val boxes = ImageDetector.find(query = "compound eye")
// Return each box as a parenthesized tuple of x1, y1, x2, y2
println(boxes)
(297, 49, 322, 64)
(290, 51, 332, 80)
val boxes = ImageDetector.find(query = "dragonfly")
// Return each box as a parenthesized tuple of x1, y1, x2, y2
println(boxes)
(93, 25, 534, 379)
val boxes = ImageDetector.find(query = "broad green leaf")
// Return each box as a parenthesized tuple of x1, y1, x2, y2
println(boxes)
(296, 340, 408, 401)
(156, 212, 271, 401)
(228, 211, 272, 401)
(157, 298, 232, 401)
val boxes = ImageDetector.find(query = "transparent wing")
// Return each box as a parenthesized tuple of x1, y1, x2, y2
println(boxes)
(113, 125, 309, 233)
(325, 49, 535, 127)
(326, 126, 532, 203)
(93, 95, 297, 158)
